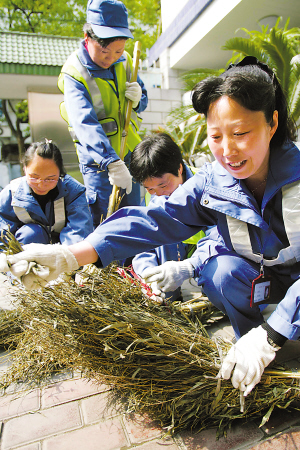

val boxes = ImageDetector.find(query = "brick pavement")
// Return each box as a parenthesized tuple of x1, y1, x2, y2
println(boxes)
(1, 276, 300, 450)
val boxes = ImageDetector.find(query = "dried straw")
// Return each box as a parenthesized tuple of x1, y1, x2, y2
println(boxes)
(0, 264, 299, 435)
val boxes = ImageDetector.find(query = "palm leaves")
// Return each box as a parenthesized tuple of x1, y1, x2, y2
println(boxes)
(163, 17, 300, 160)
(222, 18, 300, 125)
(157, 105, 209, 164)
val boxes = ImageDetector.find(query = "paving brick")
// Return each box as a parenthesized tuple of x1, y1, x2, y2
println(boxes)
(44, 418, 128, 450)
(123, 413, 163, 444)
(250, 429, 300, 449)
(134, 438, 180, 449)
(290, 428, 300, 447)
(81, 391, 123, 424)
(180, 421, 263, 450)
(14, 444, 40, 450)
(41, 377, 109, 408)
(150, 100, 173, 112)
(259, 408, 300, 435)
(0, 389, 40, 419)
(161, 89, 181, 101)
(2, 401, 82, 449)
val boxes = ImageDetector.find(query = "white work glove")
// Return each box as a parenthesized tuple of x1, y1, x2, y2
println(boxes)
(141, 280, 166, 304)
(125, 81, 142, 109)
(5, 243, 79, 291)
(0, 253, 10, 273)
(142, 260, 194, 292)
(218, 325, 278, 396)
(107, 160, 132, 194)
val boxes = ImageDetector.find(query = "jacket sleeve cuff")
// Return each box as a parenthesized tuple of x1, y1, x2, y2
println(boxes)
(261, 322, 287, 347)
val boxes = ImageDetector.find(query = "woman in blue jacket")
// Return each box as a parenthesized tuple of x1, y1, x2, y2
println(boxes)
(3, 57, 299, 397)
(0, 139, 93, 246)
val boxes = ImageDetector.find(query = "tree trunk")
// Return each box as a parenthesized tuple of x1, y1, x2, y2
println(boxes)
(2, 100, 26, 175)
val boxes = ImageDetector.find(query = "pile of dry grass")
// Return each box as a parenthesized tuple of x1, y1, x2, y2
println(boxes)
(0, 263, 299, 435)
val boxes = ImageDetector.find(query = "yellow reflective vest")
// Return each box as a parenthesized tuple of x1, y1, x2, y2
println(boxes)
(58, 50, 142, 158)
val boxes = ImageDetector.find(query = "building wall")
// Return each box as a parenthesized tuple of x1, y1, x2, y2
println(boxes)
(161, 0, 190, 31)
(140, 86, 182, 133)
(0, 162, 21, 189)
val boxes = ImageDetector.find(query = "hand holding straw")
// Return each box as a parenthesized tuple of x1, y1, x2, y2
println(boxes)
(106, 41, 142, 218)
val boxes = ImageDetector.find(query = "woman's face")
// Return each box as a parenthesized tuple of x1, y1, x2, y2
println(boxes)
(207, 96, 278, 183)
(24, 155, 60, 196)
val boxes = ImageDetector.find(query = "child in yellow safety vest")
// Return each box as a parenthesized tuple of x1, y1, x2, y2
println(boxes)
(57, 0, 148, 227)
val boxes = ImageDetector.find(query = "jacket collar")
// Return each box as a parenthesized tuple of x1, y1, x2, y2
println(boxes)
(206, 140, 300, 203)
(14, 177, 67, 203)
(202, 140, 300, 229)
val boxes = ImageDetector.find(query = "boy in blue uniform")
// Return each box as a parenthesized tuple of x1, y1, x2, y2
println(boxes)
(130, 133, 223, 302)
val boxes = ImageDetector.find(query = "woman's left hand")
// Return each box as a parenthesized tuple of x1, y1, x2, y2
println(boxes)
(142, 260, 194, 292)
(218, 325, 278, 396)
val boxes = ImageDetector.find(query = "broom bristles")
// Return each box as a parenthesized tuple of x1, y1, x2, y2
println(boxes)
(0, 263, 299, 435)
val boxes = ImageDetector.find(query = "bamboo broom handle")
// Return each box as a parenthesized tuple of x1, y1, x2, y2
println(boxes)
(106, 41, 142, 218)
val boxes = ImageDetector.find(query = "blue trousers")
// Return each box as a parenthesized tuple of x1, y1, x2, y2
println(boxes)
(198, 253, 297, 339)
(80, 152, 141, 228)
(15, 223, 50, 244)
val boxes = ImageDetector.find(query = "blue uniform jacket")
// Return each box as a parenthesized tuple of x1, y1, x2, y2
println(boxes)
(64, 41, 148, 170)
(132, 164, 194, 278)
(0, 175, 94, 246)
(132, 164, 226, 280)
(85, 140, 300, 339)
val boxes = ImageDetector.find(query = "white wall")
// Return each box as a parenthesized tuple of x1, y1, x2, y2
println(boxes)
(161, 0, 190, 32)
(168, 0, 242, 69)
(140, 87, 182, 132)
(0, 162, 21, 188)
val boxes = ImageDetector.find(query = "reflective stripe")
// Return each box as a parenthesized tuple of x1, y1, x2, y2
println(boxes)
(183, 229, 205, 245)
(101, 119, 118, 135)
(281, 181, 300, 260)
(10, 178, 33, 223)
(226, 180, 300, 267)
(9, 178, 66, 234)
(67, 52, 107, 120)
(13, 206, 33, 224)
(51, 197, 65, 233)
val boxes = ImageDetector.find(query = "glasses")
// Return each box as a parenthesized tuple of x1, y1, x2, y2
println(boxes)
(27, 176, 59, 185)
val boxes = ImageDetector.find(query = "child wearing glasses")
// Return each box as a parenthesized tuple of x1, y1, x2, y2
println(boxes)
(0, 139, 93, 245)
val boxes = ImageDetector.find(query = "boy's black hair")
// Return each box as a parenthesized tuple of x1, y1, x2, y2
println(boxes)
(130, 133, 185, 184)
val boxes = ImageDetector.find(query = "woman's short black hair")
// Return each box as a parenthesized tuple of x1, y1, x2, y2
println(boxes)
(83, 23, 128, 48)
(23, 139, 66, 176)
(130, 133, 185, 184)
(192, 56, 297, 149)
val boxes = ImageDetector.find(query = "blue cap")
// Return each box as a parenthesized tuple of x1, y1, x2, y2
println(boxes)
(86, 0, 133, 39)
